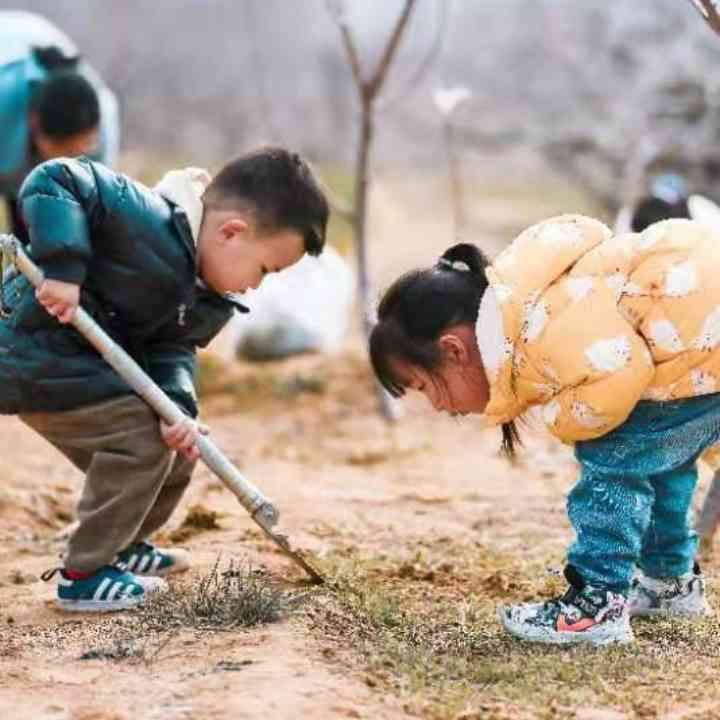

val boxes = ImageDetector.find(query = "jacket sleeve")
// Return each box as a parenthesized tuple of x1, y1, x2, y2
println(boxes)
(17, 158, 110, 284)
(534, 290, 655, 443)
(145, 342, 199, 419)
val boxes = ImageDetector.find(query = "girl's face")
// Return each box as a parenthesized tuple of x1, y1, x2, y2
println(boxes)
(391, 326, 491, 416)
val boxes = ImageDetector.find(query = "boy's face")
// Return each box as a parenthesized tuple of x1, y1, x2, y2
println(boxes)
(199, 217, 305, 295)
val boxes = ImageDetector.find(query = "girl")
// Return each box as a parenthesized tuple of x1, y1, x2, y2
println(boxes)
(370, 215, 716, 645)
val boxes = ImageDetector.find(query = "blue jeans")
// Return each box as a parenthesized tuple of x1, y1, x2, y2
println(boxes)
(568, 394, 720, 593)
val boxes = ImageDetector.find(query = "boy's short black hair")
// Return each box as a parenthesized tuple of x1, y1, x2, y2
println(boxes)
(630, 196, 690, 233)
(203, 147, 329, 256)
(31, 71, 101, 140)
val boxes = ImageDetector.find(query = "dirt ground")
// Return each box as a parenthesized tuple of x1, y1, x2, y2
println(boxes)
(2, 177, 720, 720)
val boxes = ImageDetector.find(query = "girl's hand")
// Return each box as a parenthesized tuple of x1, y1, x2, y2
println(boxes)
(160, 417, 209, 461)
(36, 279, 80, 324)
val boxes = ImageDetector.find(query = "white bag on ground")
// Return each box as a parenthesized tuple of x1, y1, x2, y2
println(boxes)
(229, 246, 355, 360)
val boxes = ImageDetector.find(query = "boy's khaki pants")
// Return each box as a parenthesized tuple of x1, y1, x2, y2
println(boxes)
(21, 395, 195, 573)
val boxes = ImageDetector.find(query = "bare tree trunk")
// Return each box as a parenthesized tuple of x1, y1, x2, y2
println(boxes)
(328, 0, 418, 420)
(354, 98, 373, 340)
(354, 97, 399, 419)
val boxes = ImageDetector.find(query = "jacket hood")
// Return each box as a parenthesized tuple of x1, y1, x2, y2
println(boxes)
(476, 214, 613, 425)
(154, 167, 212, 244)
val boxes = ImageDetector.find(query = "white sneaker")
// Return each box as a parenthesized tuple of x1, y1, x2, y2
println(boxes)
(629, 564, 712, 619)
(498, 582, 633, 646)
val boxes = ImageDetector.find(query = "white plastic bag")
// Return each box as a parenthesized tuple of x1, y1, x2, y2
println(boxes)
(229, 246, 355, 360)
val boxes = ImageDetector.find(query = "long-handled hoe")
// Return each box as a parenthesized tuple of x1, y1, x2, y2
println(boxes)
(0, 233, 324, 585)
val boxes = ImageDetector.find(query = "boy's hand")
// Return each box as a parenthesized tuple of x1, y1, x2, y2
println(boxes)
(160, 418, 209, 461)
(36, 279, 80, 324)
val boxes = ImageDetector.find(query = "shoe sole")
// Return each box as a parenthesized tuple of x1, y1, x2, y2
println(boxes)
(131, 576, 170, 592)
(497, 606, 634, 646)
(630, 607, 714, 620)
(57, 596, 145, 613)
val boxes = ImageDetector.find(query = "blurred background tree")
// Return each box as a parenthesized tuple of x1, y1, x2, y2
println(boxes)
(4, 0, 719, 216)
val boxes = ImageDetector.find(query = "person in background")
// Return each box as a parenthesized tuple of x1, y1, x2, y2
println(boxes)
(0, 11, 119, 242)
(614, 172, 690, 235)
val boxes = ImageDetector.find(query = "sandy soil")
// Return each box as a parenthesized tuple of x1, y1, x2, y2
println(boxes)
(0, 345, 578, 720)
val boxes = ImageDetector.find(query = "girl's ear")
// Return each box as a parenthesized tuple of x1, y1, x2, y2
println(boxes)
(218, 218, 248, 242)
(438, 333, 470, 365)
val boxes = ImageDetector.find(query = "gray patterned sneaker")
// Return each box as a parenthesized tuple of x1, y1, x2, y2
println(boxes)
(629, 563, 712, 619)
(117, 541, 190, 577)
(498, 567, 633, 646)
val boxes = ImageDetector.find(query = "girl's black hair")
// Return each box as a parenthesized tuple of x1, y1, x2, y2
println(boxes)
(369, 242, 520, 458)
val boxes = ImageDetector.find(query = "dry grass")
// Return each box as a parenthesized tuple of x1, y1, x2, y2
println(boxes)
(305, 543, 720, 720)
(139, 559, 291, 632)
(2, 560, 293, 667)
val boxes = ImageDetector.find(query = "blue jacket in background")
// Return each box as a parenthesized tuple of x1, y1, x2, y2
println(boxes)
(0, 158, 238, 418)
(0, 11, 120, 199)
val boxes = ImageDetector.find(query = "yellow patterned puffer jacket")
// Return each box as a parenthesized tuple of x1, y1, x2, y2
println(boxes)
(476, 215, 720, 443)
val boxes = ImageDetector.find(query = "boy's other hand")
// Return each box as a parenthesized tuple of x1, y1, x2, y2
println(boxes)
(160, 418, 209, 461)
(36, 279, 80, 324)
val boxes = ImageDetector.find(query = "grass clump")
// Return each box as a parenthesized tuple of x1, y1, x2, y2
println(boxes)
(80, 639, 143, 661)
(141, 559, 290, 632)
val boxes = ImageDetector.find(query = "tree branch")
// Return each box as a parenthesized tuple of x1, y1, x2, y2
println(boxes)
(366, 0, 417, 100)
(687, 0, 720, 36)
(379, 0, 451, 113)
(326, 0, 366, 95)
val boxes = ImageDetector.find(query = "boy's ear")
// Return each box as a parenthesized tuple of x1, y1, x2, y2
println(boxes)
(438, 333, 469, 365)
(218, 218, 248, 243)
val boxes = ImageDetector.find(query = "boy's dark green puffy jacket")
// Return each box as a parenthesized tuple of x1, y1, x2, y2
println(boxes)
(0, 158, 238, 418)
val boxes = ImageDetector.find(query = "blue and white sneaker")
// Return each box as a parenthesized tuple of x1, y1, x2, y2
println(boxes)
(41, 564, 167, 613)
(117, 541, 190, 577)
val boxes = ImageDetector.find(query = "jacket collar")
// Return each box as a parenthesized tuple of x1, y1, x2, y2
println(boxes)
(154, 167, 250, 314)
(154, 167, 211, 244)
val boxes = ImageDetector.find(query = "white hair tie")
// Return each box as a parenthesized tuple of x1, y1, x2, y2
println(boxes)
(437, 258, 470, 272)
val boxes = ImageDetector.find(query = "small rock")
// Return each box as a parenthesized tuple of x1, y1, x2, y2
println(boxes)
(9, 569, 36, 585)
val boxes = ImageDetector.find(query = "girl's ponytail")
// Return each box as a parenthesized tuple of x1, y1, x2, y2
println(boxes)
(437, 243, 489, 277)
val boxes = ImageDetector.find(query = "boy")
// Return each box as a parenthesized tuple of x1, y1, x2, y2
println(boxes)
(0, 10, 119, 243)
(0, 147, 329, 611)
